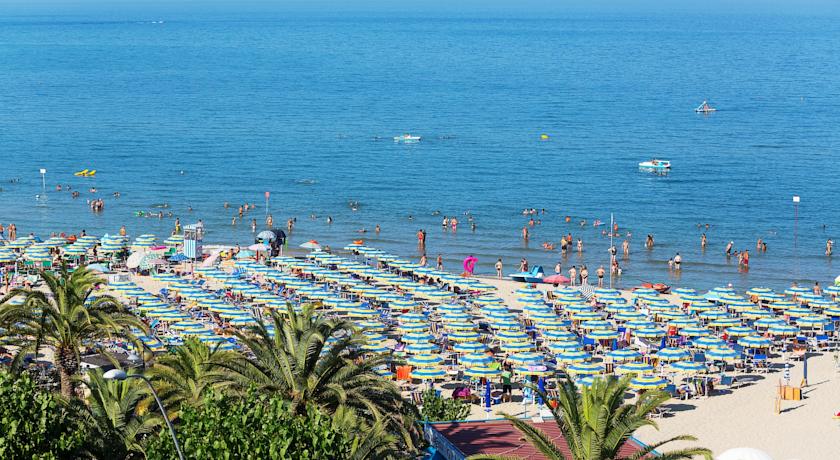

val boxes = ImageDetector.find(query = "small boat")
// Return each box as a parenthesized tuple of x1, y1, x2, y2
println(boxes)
(393, 134, 421, 143)
(694, 100, 716, 113)
(638, 159, 671, 172)
(509, 265, 545, 283)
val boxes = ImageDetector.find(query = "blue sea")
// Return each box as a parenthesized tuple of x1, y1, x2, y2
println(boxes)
(1, 13, 839, 291)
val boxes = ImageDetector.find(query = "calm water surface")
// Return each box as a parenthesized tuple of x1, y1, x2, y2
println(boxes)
(1, 14, 839, 290)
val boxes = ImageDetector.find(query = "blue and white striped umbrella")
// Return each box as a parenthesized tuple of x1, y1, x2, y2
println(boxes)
(635, 328, 667, 338)
(567, 362, 604, 375)
(410, 367, 447, 380)
(452, 341, 487, 353)
(556, 350, 590, 363)
(655, 347, 690, 362)
(507, 352, 543, 364)
(670, 361, 707, 373)
(796, 315, 829, 327)
(737, 335, 772, 348)
(406, 354, 443, 367)
(616, 362, 654, 375)
(768, 324, 799, 336)
(406, 342, 438, 354)
(705, 347, 740, 362)
(606, 348, 642, 362)
(693, 336, 727, 349)
(460, 353, 494, 366)
(463, 366, 502, 378)
(629, 375, 668, 390)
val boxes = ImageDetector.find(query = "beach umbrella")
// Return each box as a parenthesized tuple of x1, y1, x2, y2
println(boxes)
(580, 320, 613, 330)
(410, 367, 447, 381)
(546, 341, 581, 353)
(709, 318, 741, 328)
(768, 324, 799, 336)
(361, 343, 390, 354)
(705, 347, 740, 362)
(299, 240, 321, 250)
(406, 354, 443, 367)
(397, 323, 429, 333)
(453, 341, 487, 353)
(447, 331, 481, 342)
(406, 342, 438, 354)
(693, 336, 727, 349)
(463, 366, 502, 378)
(724, 326, 755, 337)
(634, 328, 667, 338)
(629, 375, 668, 390)
(796, 315, 829, 327)
(402, 332, 434, 343)
(754, 317, 785, 328)
(737, 335, 772, 348)
(679, 326, 712, 337)
(655, 347, 690, 362)
(556, 350, 590, 363)
(606, 348, 642, 362)
(567, 362, 604, 375)
(460, 353, 493, 366)
(496, 330, 529, 342)
(500, 341, 534, 352)
(616, 362, 655, 375)
(541, 329, 576, 341)
(586, 329, 619, 341)
(670, 361, 707, 373)
(507, 352, 543, 364)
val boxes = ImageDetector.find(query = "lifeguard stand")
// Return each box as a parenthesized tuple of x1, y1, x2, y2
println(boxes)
(183, 224, 203, 259)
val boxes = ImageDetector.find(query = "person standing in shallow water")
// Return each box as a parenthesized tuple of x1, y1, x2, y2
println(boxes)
(436, 254, 443, 270)
(596, 265, 605, 287)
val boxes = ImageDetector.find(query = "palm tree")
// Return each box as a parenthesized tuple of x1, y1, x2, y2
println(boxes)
(223, 304, 421, 454)
(80, 369, 161, 459)
(0, 265, 148, 397)
(145, 337, 239, 417)
(470, 375, 711, 460)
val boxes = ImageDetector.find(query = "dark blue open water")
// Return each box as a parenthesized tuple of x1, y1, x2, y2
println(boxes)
(1, 14, 839, 290)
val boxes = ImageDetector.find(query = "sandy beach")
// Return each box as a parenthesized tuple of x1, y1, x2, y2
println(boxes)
(440, 276, 840, 460)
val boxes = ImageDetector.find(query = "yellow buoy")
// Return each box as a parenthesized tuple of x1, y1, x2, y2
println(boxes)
(540, 134, 550, 140)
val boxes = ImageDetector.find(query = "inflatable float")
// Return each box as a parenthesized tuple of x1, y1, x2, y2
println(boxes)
(74, 169, 96, 177)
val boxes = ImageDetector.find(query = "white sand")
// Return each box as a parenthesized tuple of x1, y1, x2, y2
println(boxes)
(124, 268, 840, 459)
(476, 276, 840, 460)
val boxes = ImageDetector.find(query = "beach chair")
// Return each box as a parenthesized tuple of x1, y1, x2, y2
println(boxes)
(752, 354, 769, 373)
(410, 391, 424, 407)
(718, 374, 739, 390)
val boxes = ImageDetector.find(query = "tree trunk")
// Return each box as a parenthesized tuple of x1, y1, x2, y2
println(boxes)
(56, 346, 80, 398)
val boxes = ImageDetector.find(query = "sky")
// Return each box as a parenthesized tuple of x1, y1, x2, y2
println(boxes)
(4, 0, 840, 17)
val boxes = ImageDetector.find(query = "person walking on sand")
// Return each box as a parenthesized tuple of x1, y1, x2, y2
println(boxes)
(568, 266, 577, 286)
(495, 258, 503, 279)
(596, 265, 605, 287)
